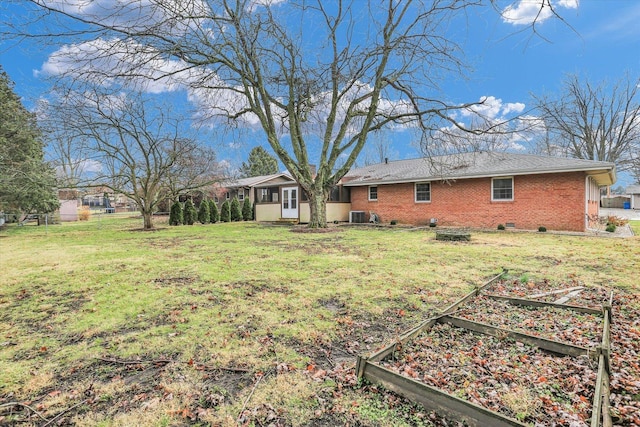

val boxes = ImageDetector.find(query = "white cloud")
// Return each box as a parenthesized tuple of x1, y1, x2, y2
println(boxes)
(77, 158, 103, 174)
(502, 102, 526, 115)
(460, 96, 524, 120)
(501, 0, 579, 26)
(246, 0, 287, 12)
(37, 38, 196, 94)
(39, 0, 211, 36)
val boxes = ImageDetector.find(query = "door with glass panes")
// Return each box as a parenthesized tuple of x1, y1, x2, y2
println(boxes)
(281, 187, 298, 218)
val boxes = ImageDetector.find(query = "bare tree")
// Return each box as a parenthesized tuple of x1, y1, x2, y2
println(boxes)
(362, 131, 397, 166)
(47, 88, 218, 229)
(631, 155, 640, 185)
(40, 102, 98, 188)
(532, 74, 640, 172)
(7, 0, 559, 227)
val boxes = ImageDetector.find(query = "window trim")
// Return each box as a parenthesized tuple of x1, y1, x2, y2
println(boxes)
(491, 177, 514, 201)
(414, 182, 431, 203)
(368, 186, 378, 201)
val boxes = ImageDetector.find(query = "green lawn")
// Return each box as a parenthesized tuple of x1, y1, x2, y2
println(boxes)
(1, 216, 638, 426)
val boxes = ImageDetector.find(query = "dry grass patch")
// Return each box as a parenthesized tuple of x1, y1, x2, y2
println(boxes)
(1, 217, 638, 425)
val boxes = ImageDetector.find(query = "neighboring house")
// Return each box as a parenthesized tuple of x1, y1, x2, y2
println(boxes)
(342, 152, 616, 232)
(82, 188, 137, 213)
(627, 185, 640, 209)
(217, 173, 351, 223)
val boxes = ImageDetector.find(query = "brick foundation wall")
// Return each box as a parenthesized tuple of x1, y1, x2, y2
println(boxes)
(349, 172, 589, 232)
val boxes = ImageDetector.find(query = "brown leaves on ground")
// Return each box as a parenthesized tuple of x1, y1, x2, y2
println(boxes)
(373, 279, 640, 426)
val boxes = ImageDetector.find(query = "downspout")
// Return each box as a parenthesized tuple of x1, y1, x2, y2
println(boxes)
(584, 176, 590, 232)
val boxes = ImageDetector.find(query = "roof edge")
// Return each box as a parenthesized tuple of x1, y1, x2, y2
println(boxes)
(343, 165, 617, 187)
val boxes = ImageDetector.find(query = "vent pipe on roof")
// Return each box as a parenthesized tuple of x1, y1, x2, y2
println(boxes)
(385, 157, 388, 164)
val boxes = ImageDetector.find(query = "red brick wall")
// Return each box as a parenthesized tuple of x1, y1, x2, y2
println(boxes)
(349, 172, 589, 231)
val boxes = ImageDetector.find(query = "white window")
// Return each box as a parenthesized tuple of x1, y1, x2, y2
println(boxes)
(492, 177, 513, 201)
(368, 186, 378, 201)
(415, 183, 431, 202)
(238, 190, 245, 201)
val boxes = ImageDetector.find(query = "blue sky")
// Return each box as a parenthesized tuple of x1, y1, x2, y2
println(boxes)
(1, 0, 638, 186)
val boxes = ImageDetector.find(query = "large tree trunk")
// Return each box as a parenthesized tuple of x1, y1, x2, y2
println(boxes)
(142, 209, 154, 230)
(307, 189, 329, 228)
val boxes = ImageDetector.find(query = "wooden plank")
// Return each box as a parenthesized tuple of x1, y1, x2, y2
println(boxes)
(601, 300, 612, 427)
(554, 288, 584, 304)
(366, 316, 442, 364)
(362, 362, 527, 427)
(527, 286, 583, 299)
(602, 368, 612, 427)
(441, 270, 507, 314)
(591, 353, 605, 427)
(363, 270, 508, 366)
(485, 294, 602, 315)
(441, 315, 595, 359)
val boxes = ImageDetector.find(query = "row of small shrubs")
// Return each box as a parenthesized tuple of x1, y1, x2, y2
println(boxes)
(169, 197, 254, 226)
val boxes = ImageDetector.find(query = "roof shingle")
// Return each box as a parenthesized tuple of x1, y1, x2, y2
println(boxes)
(342, 152, 616, 186)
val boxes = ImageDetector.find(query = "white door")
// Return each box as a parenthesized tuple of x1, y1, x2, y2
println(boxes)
(281, 186, 298, 219)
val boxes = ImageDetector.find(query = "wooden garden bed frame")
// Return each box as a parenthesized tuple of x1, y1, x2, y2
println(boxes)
(356, 270, 613, 427)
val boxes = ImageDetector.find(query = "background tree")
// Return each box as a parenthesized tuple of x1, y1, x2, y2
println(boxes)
(10, 0, 545, 227)
(42, 101, 98, 189)
(45, 88, 218, 230)
(208, 199, 219, 223)
(632, 160, 640, 185)
(220, 200, 231, 223)
(198, 199, 210, 224)
(362, 132, 397, 167)
(183, 198, 197, 225)
(239, 146, 279, 178)
(0, 68, 59, 219)
(169, 200, 183, 226)
(230, 197, 242, 222)
(532, 74, 640, 172)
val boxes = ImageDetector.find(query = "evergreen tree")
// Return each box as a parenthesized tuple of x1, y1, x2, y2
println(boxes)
(241, 198, 253, 221)
(197, 199, 210, 224)
(0, 67, 59, 217)
(169, 200, 183, 226)
(220, 200, 231, 222)
(183, 198, 197, 225)
(239, 146, 278, 177)
(230, 197, 242, 221)
(209, 199, 219, 223)
(252, 201, 256, 221)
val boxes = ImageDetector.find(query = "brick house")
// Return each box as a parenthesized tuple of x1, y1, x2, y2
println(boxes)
(342, 152, 616, 232)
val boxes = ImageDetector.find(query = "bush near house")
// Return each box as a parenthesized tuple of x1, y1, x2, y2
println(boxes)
(183, 199, 197, 225)
(242, 198, 253, 221)
(169, 201, 183, 226)
(198, 200, 210, 224)
(78, 207, 91, 221)
(230, 197, 242, 222)
(209, 199, 219, 224)
(220, 200, 231, 222)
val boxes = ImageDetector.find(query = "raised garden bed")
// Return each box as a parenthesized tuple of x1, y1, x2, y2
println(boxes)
(356, 271, 614, 427)
(435, 229, 471, 242)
